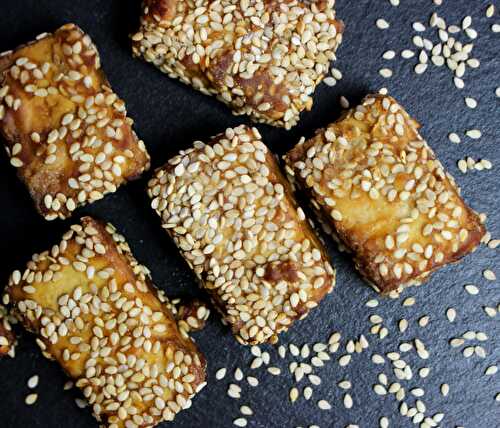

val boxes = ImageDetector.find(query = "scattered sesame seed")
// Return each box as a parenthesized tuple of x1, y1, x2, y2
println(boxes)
(419, 367, 430, 378)
(402, 297, 415, 307)
(465, 97, 477, 109)
(446, 308, 457, 322)
(485, 366, 498, 376)
(233, 417, 247, 427)
(376, 19, 390, 30)
(383, 50, 396, 60)
(366, 299, 379, 308)
(486, 4, 495, 18)
(448, 133, 461, 144)
(374, 384, 387, 395)
(290, 387, 299, 403)
(343, 393, 353, 409)
(466, 129, 482, 139)
(27, 375, 39, 389)
(267, 367, 281, 376)
(483, 269, 496, 281)
(413, 22, 426, 32)
(317, 399, 331, 410)
(25, 393, 38, 405)
(216, 368, 227, 381)
(379, 68, 393, 78)
(464, 284, 479, 295)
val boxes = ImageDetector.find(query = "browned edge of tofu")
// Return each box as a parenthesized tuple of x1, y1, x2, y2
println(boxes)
(284, 94, 485, 295)
(148, 125, 336, 345)
(4, 216, 206, 427)
(0, 23, 150, 220)
(131, 0, 344, 129)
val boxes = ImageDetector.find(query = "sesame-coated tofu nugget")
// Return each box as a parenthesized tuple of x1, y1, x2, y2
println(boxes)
(132, 0, 343, 129)
(147, 125, 336, 345)
(4, 217, 206, 428)
(284, 94, 485, 295)
(0, 24, 150, 220)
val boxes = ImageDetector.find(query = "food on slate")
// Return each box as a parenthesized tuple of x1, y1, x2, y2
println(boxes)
(147, 125, 336, 345)
(0, 23, 150, 220)
(284, 94, 485, 294)
(4, 217, 206, 427)
(132, 0, 343, 129)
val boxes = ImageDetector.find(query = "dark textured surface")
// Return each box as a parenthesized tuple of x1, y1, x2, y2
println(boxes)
(0, 1, 499, 427)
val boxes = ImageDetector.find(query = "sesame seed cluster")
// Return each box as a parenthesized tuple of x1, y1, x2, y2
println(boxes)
(3, 217, 206, 428)
(0, 23, 150, 220)
(284, 94, 485, 294)
(147, 125, 336, 345)
(132, 0, 343, 129)
(0, 304, 15, 358)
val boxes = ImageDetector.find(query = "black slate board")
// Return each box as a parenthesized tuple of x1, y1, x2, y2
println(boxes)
(0, 1, 499, 427)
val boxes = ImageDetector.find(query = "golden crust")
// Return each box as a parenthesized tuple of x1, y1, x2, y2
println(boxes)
(0, 24, 150, 220)
(4, 217, 206, 428)
(147, 125, 336, 345)
(284, 94, 485, 295)
(132, 0, 343, 129)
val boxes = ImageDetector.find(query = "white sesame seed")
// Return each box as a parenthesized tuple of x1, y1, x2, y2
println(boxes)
(446, 308, 456, 322)
(379, 68, 393, 78)
(317, 399, 331, 410)
(240, 405, 253, 416)
(380, 416, 389, 428)
(483, 269, 496, 281)
(27, 375, 39, 389)
(25, 393, 38, 405)
(267, 367, 281, 376)
(486, 4, 495, 18)
(419, 367, 430, 378)
(290, 387, 299, 403)
(374, 384, 387, 395)
(466, 129, 482, 139)
(413, 22, 426, 32)
(465, 284, 479, 295)
(372, 354, 385, 365)
(441, 384, 449, 396)
(415, 63, 428, 74)
(247, 376, 258, 387)
(366, 299, 379, 308)
(485, 365, 498, 376)
(465, 97, 477, 109)
(215, 368, 227, 380)
(376, 19, 390, 30)
(402, 50, 415, 59)
(383, 50, 396, 60)
(448, 133, 461, 144)
(339, 355, 351, 367)
(233, 417, 247, 427)
(344, 393, 353, 409)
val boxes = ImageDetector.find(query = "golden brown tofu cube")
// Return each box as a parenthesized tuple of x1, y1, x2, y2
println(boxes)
(147, 125, 336, 345)
(4, 217, 206, 427)
(284, 94, 485, 295)
(0, 23, 150, 220)
(132, 0, 343, 129)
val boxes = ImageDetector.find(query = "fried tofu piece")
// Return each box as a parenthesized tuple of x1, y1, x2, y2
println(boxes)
(284, 94, 485, 295)
(132, 0, 343, 129)
(0, 304, 16, 358)
(0, 24, 150, 220)
(4, 217, 206, 427)
(147, 125, 336, 345)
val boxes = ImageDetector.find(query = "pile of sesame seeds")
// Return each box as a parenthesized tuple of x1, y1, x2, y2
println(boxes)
(148, 125, 336, 345)
(0, 23, 150, 220)
(132, 0, 343, 128)
(3, 217, 206, 427)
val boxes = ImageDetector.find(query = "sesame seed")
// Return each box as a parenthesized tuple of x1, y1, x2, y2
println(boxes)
(466, 129, 482, 139)
(233, 418, 247, 427)
(27, 375, 39, 389)
(448, 133, 461, 144)
(25, 393, 38, 405)
(317, 399, 331, 410)
(465, 97, 477, 109)
(240, 405, 253, 416)
(485, 366, 498, 376)
(446, 308, 457, 322)
(465, 284, 479, 295)
(343, 393, 353, 409)
(379, 68, 393, 78)
(483, 269, 496, 281)
(290, 387, 299, 403)
(376, 19, 390, 30)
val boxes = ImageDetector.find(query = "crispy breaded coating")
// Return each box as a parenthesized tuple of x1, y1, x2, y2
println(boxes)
(4, 217, 206, 427)
(132, 0, 343, 128)
(0, 24, 150, 220)
(147, 125, 335, 345)
(285, 94, 485, 294)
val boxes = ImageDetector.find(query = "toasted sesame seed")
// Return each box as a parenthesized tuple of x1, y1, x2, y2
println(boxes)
(465, 284, 479, 295)
(317, 399, 331, 410)
(25, 393, 38, 405)
(27, 375, 39, 389)
(483, 270, 496, 281)
(446, 308, 457, 322)
(376, 19, 390, 30)
(233, 417, 247, 427)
